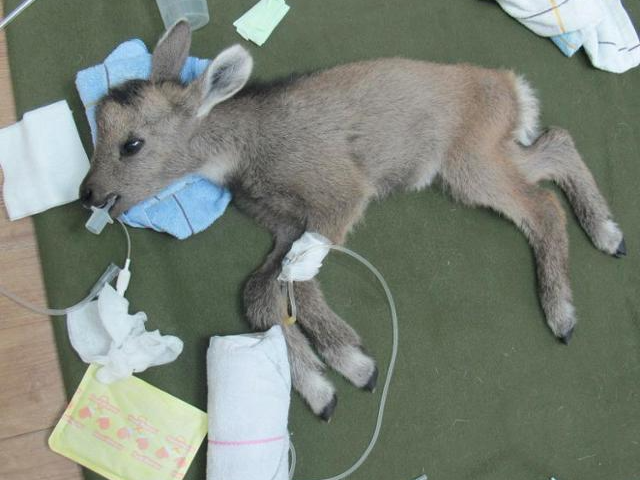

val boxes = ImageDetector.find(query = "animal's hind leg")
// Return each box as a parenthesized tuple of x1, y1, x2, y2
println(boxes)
(441, 153, 576, 342)
(293, 280, 378, 391)
(514, 127, 625, 257)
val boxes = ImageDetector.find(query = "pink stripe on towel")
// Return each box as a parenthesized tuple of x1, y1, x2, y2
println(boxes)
(209, 435, 286, 446)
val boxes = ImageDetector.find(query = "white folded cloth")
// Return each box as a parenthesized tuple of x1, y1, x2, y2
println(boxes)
(496, 0, 640, 73)
(207, 325, 291, 480)
(0, 100, 90, 220)
(66, 284, 183, 384)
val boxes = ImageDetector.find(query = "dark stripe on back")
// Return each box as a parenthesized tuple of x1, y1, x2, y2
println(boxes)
(105, 79, 150, 106)
(236, 73, 307, 98)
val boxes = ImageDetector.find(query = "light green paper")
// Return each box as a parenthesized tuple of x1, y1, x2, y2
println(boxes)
(233, 0, 290, 46)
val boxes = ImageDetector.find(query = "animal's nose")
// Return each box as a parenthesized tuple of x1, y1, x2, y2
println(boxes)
(79, 182, 107, 208)
(80, 186, 93, 206)
(78, 182, 99, 208)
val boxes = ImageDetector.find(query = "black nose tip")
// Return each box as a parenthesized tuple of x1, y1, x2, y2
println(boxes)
(80, 186, 93, 206)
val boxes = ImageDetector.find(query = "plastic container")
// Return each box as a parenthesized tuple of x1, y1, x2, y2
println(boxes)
(85, 197, 116, 235)
(155, 0, 210, 31)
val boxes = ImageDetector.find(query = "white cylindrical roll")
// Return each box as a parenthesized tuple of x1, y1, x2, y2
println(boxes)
(207, 325, 291, 480)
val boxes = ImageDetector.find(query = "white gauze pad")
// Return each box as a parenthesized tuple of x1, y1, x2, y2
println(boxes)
(0, 100, 89, 220)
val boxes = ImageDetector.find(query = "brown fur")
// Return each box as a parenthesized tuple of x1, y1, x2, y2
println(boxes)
(80, 21, 625, 419)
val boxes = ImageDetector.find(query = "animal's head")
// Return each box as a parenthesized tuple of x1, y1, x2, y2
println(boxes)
(79, 20, 253, 216)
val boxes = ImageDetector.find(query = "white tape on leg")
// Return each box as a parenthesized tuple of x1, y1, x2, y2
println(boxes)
(278, 232, 332, 282)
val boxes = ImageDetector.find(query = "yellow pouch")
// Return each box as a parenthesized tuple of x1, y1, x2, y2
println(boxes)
(49, 364, 207, 480)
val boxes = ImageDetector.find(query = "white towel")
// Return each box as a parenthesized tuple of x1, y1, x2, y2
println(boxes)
(496, 0, 640, 73)
(207, 325, 291, 480)
(0, 100, 90, 220)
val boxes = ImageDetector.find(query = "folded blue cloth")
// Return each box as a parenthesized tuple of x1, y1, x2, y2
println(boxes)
(75, 39, 232, 239)
(120, 174, 231, 240)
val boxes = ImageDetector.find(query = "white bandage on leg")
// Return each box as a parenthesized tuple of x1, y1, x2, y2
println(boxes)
(278, 232, 331, 282)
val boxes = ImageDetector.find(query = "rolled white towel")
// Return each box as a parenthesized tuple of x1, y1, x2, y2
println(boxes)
(207, 325, 291, 480)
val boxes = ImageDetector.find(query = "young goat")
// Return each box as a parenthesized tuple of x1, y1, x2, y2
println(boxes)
(80, 22, 626, 419)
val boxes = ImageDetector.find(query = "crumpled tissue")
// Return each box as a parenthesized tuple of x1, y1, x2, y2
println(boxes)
(67, 284, 183, 383)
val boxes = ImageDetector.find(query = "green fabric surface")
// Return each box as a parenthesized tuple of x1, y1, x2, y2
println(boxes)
(4, 0, 639, 479)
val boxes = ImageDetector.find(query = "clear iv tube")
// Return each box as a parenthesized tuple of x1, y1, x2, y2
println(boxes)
(287, 244, 399, 480)
(0, 221, 130, 316)
(0, 0, 39, 30)
(0, 263, 120, 316)
(117, 219, 132, 260)
(287, 280, 297, 321)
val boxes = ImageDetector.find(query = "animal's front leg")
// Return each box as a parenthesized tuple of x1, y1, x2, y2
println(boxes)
(243, 235, 338, 420)
(290, 194, 379, 388)
(294, 280, 378, 390)
(244, 191, 373, 418)
(305, 191, 372, 245)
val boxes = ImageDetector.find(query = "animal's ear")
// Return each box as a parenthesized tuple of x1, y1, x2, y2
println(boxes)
(150, 19, 192, 83)
(195, 45, 253, 117)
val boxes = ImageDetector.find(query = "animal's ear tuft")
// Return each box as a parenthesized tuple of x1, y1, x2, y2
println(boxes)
(196, 45, 253, 117)
(150, 19, 192, 83)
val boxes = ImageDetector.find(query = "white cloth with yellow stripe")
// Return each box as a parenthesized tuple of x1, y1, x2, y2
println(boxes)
(496, 0, 639, 73)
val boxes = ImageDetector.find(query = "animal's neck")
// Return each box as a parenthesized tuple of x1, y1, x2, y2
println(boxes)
(192, 96, 262, 186)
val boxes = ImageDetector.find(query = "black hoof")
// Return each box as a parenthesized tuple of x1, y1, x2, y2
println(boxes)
(319, 395, 338, 422)
(363, 366, 379, 392)
(559, 327, 574, 345)
(614, 238, 627, 258)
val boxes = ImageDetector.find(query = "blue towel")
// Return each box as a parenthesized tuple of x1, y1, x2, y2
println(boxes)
(120, 174, 232, 240)
(75, 39, 232, 239)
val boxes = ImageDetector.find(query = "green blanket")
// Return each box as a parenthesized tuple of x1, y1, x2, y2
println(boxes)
(5, 1, 639, 479)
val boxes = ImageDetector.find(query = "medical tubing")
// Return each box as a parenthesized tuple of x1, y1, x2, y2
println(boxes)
(289, 440, 297, 480)
(0, 0, 39, 30)
(287, 280, 297, 322)
(0, 221, 131, 316)
(118, 219, 132, 260)
(286, 244, 399, 480)
(0, 263, 120, 316)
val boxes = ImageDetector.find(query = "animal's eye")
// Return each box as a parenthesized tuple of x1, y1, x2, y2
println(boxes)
(120, 138, 145, 157)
